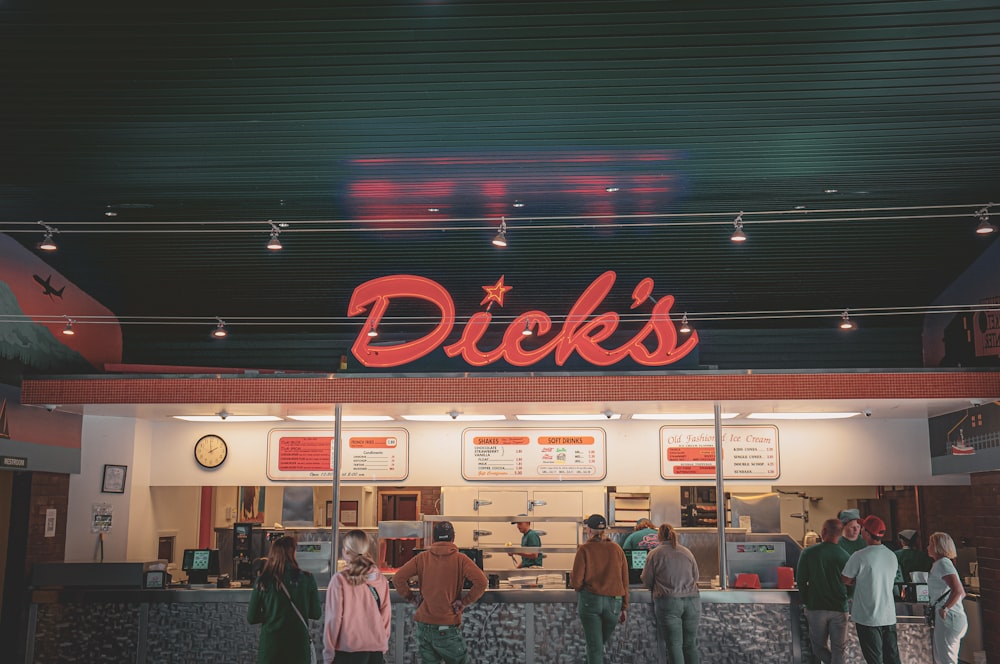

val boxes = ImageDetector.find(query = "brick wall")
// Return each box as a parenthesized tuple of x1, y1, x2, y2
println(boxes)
(919, 485, 977, 548)
(25, 472, 69, 573)
(971, 471, 1000, 662)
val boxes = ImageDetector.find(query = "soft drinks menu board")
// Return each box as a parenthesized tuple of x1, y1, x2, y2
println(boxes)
(659, 425, 779, 480)
(266, 428, 408, 481)
(461, 428, 607, 481)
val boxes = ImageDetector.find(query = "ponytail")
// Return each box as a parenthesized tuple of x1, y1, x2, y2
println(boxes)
(341, 530, 378, 586)
(658, 523, 679, 548)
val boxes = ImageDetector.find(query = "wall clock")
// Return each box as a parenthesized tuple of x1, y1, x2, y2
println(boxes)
(194, 434, 228, 469)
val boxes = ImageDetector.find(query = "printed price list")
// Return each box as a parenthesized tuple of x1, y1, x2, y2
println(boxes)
(660, 426, 779, 480)
(267, 429, 408, 481)
(462, 429, 606, 481)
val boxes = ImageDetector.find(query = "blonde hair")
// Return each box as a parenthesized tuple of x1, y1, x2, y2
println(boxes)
(928, 532, 957, 560)
(658, 523, 679, 548)
(341, 530, 378, 586)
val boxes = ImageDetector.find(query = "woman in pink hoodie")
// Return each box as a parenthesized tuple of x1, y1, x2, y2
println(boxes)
(323, 530, 391, 663)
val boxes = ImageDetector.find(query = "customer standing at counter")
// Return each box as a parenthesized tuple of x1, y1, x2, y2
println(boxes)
(392, 521, 488, 664)
(508, 515, 544, 568)
(837, 509, 866, 556)
(640, 523, 701, 664)
(796, 518, 850, 664)
(323, 530, 391, 663)
(570, 513, 630, 664)
(926, 532, 968, 664)
(894, 529, 933, 586)
(841, 516, 901, 664)
(247, 535, 323, 664)
(621, 518, 659, 551)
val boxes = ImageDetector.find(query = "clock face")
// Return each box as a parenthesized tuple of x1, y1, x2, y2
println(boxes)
(194, 434, 228, 469)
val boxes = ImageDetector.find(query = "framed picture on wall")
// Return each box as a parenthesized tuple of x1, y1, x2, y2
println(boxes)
(101, 464, 127, 493)
(340, 500, 359, 527)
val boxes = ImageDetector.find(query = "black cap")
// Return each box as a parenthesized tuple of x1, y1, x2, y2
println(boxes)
(433, 521, 455, 542)
(584, 514, 607, 529)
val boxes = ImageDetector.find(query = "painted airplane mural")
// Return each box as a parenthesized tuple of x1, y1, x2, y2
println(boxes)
(33, 274, 65, 299)
(0, 233, 122, 373)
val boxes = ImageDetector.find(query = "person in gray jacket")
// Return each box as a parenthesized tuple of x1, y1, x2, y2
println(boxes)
(640, 523, 701, 664)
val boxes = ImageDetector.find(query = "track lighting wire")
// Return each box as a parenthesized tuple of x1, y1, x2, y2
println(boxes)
(2, 203, 994, 235)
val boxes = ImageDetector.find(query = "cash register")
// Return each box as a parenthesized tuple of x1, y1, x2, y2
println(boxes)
(624, 549, 648, 585)
(181, 548, 220, 585)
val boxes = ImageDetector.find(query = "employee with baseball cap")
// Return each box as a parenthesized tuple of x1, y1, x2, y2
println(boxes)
(509, 515, 544, 568)
(841, 515, 901, 664)
(570, 514, 630, 664)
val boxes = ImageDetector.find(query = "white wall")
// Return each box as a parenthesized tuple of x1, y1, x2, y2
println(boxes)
(146, 418, 968, 488)
(68, 414, 969, 559)
(66, 416, 142, 561)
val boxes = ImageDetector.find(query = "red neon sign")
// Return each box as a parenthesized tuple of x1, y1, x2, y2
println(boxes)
(347, 271, 698, 368)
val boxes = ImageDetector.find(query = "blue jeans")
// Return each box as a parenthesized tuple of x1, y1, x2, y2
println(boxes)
(653, 596, 701, 664)
(577, 590, 622, 664)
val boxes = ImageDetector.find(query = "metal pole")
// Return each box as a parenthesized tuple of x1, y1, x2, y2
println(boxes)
(714, 401, 728, 590)
(331, 403, 342, 570)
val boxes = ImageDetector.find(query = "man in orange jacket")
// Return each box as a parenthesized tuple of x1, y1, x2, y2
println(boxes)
(393, 521, 489, 664)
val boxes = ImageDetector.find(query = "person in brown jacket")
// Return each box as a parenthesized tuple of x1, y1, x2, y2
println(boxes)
(570, 513, 630, 664)
(393, 521, 488, 664)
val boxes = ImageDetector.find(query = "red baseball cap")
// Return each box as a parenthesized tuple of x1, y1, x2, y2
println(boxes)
(862, 515, 886, 538)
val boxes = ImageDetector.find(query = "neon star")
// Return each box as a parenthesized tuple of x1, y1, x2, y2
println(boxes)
(480, 275, 513, 309)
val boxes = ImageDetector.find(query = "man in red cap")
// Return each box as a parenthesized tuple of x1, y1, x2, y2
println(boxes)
(841, 515, 901, 664)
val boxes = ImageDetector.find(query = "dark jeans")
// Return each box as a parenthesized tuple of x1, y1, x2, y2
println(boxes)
(653, 596, 701, 664)
(855, 624, 901, 664)
(332, 652, 386, 664)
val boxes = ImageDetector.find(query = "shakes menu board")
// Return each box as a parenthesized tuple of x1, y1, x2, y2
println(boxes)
(461, 428, 607, 481)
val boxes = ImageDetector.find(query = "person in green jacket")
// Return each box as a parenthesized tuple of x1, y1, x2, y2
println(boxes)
(893, 529, 933, 595)
(797, 518, 851, 664)
(248, 535, 322, 664)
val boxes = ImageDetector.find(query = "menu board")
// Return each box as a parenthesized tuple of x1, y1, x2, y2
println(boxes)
(266, 428, 408, 481)
(461, 428, 607, 481)
(659, 425, 779, 480)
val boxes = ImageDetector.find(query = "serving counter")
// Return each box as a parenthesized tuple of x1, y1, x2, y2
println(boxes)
(25, 586, 933, 664)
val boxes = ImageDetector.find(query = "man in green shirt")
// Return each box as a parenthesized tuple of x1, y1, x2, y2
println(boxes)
(621, 518, 659, 551)
(837, 509, 866, 556)
(509, 515, 544, 568)
(797, 518, 851, 664)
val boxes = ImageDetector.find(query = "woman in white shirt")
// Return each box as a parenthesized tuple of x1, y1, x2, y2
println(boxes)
(926, 532, 967, 664)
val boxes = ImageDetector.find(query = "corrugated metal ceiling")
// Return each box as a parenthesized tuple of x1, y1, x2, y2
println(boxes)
(1, 1, 998, 371)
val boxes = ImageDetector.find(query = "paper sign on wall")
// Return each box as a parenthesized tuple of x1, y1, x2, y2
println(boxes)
(462, 428, 607, 481)
(266, 428, 409, 481)
(660, 425, 779, 480)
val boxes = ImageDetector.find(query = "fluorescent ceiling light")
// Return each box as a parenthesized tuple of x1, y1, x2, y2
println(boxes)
(515, 413, 622, 421)
(746, 412, 861, 420)
(287, 415, 395, 422)
(631, 413, 739, 420)
(400, 414, 507, 422)
(173, 415, 284, 422)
